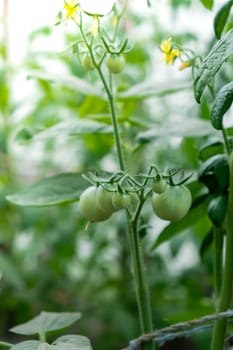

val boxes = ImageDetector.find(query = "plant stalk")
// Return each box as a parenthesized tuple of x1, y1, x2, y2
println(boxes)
(214, 227, 223, 299)
(96, 68, 125, 171)
(128, 220, 154, 350)
(79, 24, 155, 349)
(211, 152, 233, 350)
(97, 65, 154, 350)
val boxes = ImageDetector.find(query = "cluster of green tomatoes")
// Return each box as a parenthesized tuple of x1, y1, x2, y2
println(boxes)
(81, 52, 125, 74)
(79, 173, 192, 225)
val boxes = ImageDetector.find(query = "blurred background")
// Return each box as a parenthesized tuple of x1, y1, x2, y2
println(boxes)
(0, 0, 232, 349)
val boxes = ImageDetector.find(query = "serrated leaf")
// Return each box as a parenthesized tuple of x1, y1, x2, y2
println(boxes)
(151, 196, 210, 250)
(6, 173, 88, 207)
(198, 139, 224, 161)
(10, 341, 41, 350)
(53, 335, 92, 350)
(211, 81, 233, 130)
(10, 312, 81, 337)
(194, 29, 233, 102)
(200, 0, 214, 10)
(27, 71, 107, 100)
(137, 118, 215, 141)
(33, 120, 113, 141)
(117, 81, 191, 100)
(214, 0, 233, 39)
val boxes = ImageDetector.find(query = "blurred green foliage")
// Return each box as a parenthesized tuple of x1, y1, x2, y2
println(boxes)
(0, 1, 233, 349)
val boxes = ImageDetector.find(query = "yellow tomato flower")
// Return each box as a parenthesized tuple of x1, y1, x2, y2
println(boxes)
(64, 0, 80, 21)
(160, 37, 172, 54)
(91, 15, 99, 37)
(160, 37, 181, 64)
(179, 60, 192, 71)
(112, 15, 118, 27)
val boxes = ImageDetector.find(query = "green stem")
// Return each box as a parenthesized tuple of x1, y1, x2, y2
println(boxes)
(214, 227, 223, 299)
(79, 25, 125, 170)
(79, 24, 154, 349)
(39, 333, 46, 343)
(211, 152, 233, 350)
(128, 220, 154, 349)
(97, 50, 154, 350)
(96, 68, 125, 171)
(222, 128, 231, 156)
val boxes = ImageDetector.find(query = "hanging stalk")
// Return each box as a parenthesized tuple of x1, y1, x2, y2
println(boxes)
(211, 151, 233, 350)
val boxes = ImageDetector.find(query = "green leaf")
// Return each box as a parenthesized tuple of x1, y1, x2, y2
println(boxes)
(151, 196, 210, 250)
(200, 229, 214, 258)
(137, 118, 215, 141)
(117, 81, 191, 100)
(214, 0, 233, 39)
(11, 341, 41, 350)
(208, 194, 228, 226)
(0, 252, 25, 290)
(200, 0, 214, 10)
(27, 71, 107, 100)
(6, 173, 88, 207)
(33, 120, 113, 141)
(211, 81, 233, 130)
(15, 128, 34, 144)
(198, 154, 229, 192)
(194, 29, 233, 102)
(198, 139, 224, 161)
(10, 312, 81, 337)
(53, 335, 92, 350)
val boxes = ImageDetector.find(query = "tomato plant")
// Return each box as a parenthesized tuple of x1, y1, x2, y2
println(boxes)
(3, 1, 233, 350)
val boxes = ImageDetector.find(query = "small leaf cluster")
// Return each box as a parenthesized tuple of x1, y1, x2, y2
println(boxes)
(7, 312, 92, 350)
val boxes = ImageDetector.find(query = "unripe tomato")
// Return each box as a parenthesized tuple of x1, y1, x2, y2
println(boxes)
(96, 187, 116, 214)
(79, 186, 111, 222)
(82, 53, 95, 71)
(106, 54, 125, 74)
(151, 185, 192, 221)
(112, 192, 131, 210)
(152, 178, 167, 194)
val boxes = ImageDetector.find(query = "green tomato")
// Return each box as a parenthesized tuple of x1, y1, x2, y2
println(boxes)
(112, 192, 131, 210)
(82, 53, 95, 71)
(106, 54, 125, 74)
(152, 178, 167, 194)
(96, 187, 116, 214)
(151, 185, 192, 221)
(79, 186, 111, 222)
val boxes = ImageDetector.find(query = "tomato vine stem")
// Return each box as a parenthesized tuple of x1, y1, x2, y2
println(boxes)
(211, 151, 233, 350)
(79, 19, 155, 350)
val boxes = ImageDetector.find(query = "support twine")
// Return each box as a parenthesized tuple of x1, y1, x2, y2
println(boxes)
(122, 309, 233, 349)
